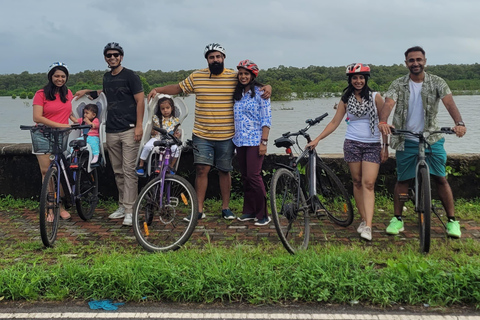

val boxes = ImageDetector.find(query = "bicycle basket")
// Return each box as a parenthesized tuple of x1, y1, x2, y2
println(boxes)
(30, 127, 70, 154)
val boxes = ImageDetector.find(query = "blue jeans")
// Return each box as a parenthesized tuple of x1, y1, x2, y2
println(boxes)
(192, 134, 235, 172)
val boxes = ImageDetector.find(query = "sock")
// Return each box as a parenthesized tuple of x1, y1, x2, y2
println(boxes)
(447, 216, 456, 222)
(395, 215, 403, 221)
(91, 155, 99, 163)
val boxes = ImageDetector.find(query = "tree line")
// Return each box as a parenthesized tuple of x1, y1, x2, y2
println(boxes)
(2, 63, 480, 101)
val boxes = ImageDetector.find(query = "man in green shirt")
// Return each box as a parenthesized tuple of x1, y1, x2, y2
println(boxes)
(378, 46, 467, 238)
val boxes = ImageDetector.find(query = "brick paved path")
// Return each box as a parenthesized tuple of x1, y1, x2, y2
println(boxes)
(1, 206, 479, 249)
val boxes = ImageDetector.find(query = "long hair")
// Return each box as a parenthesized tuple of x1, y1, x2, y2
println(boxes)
(233, 73, 264, 101)
(156, 97, 176, 128)
(43, 66, 69, 103)
(340, 75, 372, 104)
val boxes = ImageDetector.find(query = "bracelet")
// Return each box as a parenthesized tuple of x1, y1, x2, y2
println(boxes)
(261, 138, 268, 141)
(379, 122, 387, 125)
(383, 143, 389, 146)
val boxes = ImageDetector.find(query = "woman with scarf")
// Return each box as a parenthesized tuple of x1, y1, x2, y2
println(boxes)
(306, 63, 388, 241)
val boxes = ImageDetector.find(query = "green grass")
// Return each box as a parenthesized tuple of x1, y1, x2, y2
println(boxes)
(1, 194, 479, 306)
(0, 241, 479, 306)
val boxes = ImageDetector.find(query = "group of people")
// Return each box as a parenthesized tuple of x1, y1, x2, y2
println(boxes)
(32, 43, 466, 240)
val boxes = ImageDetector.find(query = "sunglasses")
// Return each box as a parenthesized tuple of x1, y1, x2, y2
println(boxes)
(105, 53, 120, 58)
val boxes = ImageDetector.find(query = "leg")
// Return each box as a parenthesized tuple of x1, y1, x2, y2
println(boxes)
(432, 175, 455, 217)
(120, 129, 140, 214)
(195, 164, 211, 213)
(243, 146, 267, 220)
(106, 132, 125, 209)
(235, 147, 249, 215)
(348, 162, 365, 222)
(214, 139, 235, 214)
(360, 161, 380, 228)
(218, 170, 231, 210)
(394, 180, 410, 216)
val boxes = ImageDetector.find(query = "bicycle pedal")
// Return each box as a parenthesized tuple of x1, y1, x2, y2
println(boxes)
(398, 193, 409, 202)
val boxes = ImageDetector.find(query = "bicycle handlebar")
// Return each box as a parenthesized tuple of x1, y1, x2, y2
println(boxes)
(152, 126, 182, 146)
(281, 112, 329, 139)
(20, 124, 92, 131)
(391, 127, 455, 138)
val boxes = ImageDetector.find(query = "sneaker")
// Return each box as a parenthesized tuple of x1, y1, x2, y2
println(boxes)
(136, 167, 145, 176)
(360, 226, 372, 241)
(357, 221, 367, 234)
(386, 217, 404, 235)
(122, 213, 132, 226)
(91, 155, 99, 164)
(183, 211, 206, 222)
(237, 213, 256, 221)
(108, 206, 126, 219)
(255, 216, 271, 226)
(446, 220, 461, 238)
(222, 209, 236, 220)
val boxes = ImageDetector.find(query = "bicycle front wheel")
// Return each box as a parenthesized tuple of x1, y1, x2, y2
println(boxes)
(418, 166, 431, 254)
(270, 168, 309, 254)
(132, 175, 198, 252)
(75, 155, 99, 221)
(39, 166, 60, 247)
(314, 161, 354, 227)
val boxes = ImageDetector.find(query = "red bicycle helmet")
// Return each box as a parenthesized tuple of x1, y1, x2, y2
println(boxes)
(346, 63, 370, 76)
(237, 59, 259, 77)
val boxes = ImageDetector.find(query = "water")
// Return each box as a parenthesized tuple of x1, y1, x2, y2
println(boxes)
(2, 95, 478, 154)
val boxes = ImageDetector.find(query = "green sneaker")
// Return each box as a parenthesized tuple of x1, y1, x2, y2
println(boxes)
(386, 217, 404, 235)
(446, 220, 461, 238)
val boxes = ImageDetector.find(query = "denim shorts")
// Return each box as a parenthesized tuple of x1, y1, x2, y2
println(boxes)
(395, 138, 447, 181)
(343, 139, 381, 164)
(192, 135, 235, 172)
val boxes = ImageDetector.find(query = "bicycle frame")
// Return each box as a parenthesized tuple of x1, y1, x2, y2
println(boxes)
(414, 134, 431, 213)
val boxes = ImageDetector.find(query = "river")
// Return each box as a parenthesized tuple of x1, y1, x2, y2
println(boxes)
(1, 95, 478, 154)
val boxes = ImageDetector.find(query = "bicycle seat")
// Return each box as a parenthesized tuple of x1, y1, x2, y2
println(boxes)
(69, 139, 87, 148)
(274, 136, 294, 148)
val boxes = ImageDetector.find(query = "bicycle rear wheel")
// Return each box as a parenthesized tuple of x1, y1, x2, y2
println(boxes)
(75, 154, 99, 221)
(270, 168, 309, 254)
(39, 166, 60, 247)
(418, 166, 431, 254)
(313, 161, 354, 227)
(132, 175, 198, 252)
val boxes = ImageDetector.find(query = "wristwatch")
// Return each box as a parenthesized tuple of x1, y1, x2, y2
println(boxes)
(261, 139, 268, 146)
(456, 121, 465, 127)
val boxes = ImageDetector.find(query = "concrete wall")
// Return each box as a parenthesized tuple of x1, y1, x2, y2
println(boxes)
(1, 143, 479, 200)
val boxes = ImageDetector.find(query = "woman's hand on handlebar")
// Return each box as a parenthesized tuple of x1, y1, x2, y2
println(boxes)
(306, 140, 319, 150)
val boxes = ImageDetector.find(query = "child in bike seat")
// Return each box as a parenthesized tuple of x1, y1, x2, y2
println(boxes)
(137, 96, 180, 176)
(70, 104, 100, 164)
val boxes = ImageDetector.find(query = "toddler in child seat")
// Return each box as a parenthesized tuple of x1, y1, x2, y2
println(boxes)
(137, 96, 181, 176)
(70, 104, 100, 164)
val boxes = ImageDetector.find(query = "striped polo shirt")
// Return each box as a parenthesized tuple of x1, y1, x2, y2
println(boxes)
(179, 67, 237, 140)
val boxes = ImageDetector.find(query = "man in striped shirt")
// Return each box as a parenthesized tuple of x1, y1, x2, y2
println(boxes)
(148, 43, 271, 222)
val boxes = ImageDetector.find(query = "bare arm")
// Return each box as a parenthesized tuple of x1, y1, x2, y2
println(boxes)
(147, 84, 182, 101)
(374, 93, 389, 163)
(260, 85, 272, 99)
(378, 97, 396, 135)
(74, 89, 102, 99)
(134, 91, 145, 142)
(442, 93, 466, 137)
(306, 100, 346, 150)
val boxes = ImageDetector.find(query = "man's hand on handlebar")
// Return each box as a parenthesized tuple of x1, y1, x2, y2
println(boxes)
(378, 122, 395, 135)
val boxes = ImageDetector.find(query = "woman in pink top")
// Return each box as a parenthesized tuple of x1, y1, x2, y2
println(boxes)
(32, 62, 74, 220)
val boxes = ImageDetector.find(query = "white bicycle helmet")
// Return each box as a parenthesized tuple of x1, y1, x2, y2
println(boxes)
(103, 42, 124, 56)
(47, 62, 69, 79)
(204, 43, 226, 58)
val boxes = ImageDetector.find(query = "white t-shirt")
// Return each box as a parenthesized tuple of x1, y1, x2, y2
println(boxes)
(406, 80, 424, 141)
(345, 92, 381, 143)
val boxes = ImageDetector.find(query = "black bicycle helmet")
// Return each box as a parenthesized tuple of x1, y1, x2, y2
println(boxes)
(103, 42, 124, 56)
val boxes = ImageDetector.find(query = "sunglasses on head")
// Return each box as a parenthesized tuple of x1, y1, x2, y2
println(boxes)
(105, 53, 120, 58)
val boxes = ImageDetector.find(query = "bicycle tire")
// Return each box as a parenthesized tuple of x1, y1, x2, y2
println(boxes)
(418, 166, 431, 254)
(270, 168, 309, 254)
(132, 174, 198, 252)
(39, 166, 60, 247)
(75, 154, 99, 221)
(313, 161, 354, 227)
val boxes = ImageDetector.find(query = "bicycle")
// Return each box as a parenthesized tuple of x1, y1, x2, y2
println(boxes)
(132, 127, 198, 252)
(20, 124, 100, 247)
(391, 127, 456, 254)
(270, 113, 354, 254)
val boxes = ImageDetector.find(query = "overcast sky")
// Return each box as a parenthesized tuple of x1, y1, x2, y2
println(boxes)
(1, 0, 479, 75)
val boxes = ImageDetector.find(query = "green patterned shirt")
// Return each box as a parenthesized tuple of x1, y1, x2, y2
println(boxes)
(385, 72, 451, 151)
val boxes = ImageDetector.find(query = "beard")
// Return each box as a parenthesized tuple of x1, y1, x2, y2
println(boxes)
(208, 61, 224, 75)
(409, 64, 424, 75)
